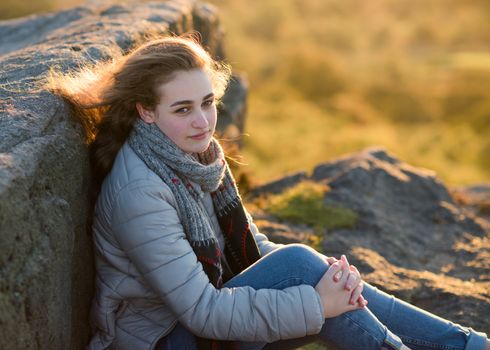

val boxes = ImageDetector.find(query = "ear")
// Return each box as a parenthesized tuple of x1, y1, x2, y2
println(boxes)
(136, 102, 156, 124)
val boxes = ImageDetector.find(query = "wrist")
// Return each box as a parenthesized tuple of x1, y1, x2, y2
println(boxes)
(314, 288, 328, 317)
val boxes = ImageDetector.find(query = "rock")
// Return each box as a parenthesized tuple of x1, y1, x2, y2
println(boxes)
(216, 73, 249, 146)
(0, 1, 246, 349)
(250, 171, 308, 196)
(451, 184, 490, 222)
(252, 146, 490, 333)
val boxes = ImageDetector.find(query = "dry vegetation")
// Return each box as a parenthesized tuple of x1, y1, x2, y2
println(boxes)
(2, 2, 488, 348)
(208, 0, 490, 186)
(2, 0, 489, 187)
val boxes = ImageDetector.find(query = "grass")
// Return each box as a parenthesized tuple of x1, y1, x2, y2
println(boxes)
(4, 3, 488, 348)
(257, 181, 358, 235)
(206, 0, 490, 187)
(299, 342, 329, 350)
(2, 0, 489, 188)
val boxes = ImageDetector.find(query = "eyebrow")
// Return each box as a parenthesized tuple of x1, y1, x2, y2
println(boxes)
(169, 93, 215, 107)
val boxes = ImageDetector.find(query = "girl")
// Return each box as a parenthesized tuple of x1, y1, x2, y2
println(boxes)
(52, 36, 489, 350)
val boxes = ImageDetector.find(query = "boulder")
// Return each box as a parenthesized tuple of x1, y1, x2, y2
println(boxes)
(251, 147, 490, 334)
(0, 1, 246, 349)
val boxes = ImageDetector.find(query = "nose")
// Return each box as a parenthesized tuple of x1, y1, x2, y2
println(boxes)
(192, 109, 209, 129)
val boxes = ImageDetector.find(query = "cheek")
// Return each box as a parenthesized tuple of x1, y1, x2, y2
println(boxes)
(208, 109, 217, 128)
(157, 118, 188, 139)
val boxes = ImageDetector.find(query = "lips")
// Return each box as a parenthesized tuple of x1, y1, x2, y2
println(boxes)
(189, 131, 208, 140)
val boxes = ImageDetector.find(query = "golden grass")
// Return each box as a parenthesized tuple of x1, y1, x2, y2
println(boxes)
(2, 0, 489, 187)
(207, 0, 490, 187)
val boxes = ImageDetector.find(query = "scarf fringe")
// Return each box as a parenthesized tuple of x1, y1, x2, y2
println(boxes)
(215, 197, 242, 218)
(190, 237, 217, 247)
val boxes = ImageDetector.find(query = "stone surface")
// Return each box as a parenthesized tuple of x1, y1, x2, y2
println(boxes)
(0, 1, 245, 349)
(3, 1, 488, 347)
(250, 171, 308, 196)
(250, 147, 490, 334)
(216, 73, 249, 146)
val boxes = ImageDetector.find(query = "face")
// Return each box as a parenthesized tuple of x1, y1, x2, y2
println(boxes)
(138, 69, 217, 154)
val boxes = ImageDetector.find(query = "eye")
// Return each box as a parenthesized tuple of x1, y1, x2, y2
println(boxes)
(202, 99, 215, 108)
(174, 106, 190, 114)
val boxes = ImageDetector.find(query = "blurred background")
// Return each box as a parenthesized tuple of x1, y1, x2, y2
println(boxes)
(2, 0, 490, 186)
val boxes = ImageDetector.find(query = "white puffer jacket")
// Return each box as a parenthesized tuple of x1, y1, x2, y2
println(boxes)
(87, 142, 325, 349)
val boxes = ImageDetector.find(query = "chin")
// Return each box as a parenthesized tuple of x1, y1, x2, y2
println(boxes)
(196, 143, 212, 154)
(185, 141, 211, 154)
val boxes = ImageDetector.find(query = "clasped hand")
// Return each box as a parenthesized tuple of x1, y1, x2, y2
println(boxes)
(315, 254, 368, 318)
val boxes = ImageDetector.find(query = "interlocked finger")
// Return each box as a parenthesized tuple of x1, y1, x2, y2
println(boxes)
(333, 270, 343, 281)
(350, 281, 365, 305)
(345, 265, 361, 291)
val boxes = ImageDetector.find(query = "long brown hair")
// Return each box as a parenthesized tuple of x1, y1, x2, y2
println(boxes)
(50, 35, 231, 200)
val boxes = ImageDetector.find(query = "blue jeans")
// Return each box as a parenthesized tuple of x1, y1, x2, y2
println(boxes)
(157, 244, 488, 350)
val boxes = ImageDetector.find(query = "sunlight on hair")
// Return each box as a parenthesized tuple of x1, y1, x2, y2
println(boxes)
(46, 35, 232, 144)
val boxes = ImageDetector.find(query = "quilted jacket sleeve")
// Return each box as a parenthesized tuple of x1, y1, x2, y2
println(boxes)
(111, 181, 324, 342)
(247, 213, 284, 257)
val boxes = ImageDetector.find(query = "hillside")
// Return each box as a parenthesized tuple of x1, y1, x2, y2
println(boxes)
(208, 0, 490, 186)
(0, 1, 488, 349)
(2, 0, 489, 185)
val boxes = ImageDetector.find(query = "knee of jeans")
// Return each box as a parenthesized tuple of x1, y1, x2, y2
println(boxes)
(275, 244, 327, 279)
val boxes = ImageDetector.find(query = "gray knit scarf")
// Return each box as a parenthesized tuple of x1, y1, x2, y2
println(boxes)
(128, 119, 261, 292)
